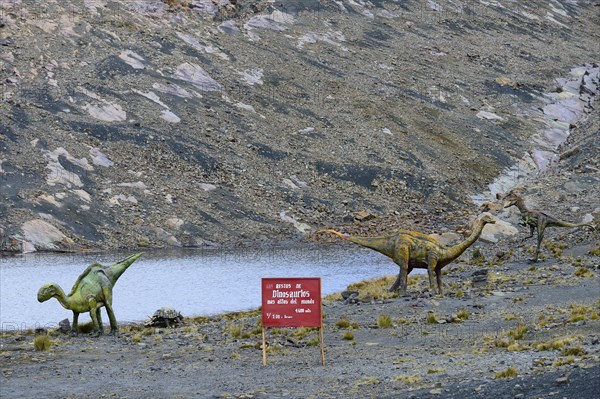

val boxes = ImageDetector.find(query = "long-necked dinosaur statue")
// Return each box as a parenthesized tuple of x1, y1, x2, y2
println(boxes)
(37, 253, 142, 336)
(497, 189, 595, 262)
(317, 213, 496, 296)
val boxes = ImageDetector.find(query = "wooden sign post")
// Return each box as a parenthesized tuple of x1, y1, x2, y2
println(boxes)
(261, 277, 324, 366)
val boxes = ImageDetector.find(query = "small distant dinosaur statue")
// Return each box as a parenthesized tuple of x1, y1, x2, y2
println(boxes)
(37, 253, 142, 336)
(497, 189, 595, 262)
(317, 213, 496, 296)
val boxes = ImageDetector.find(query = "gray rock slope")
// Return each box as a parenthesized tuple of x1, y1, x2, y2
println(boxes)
(0, 0, 598, 251)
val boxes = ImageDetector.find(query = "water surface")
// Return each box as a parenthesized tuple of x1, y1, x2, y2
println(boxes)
(0, 245, 397, 330)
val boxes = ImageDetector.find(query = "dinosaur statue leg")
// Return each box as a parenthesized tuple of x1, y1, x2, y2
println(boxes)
(105, 303, 118, 335)
(391, 247, 410, 295)
(102, 287, 119, 335)
(96, 308, 104, 333)
(533, 223, 547, 263)
(435, 268, 443, 295)
(72, 311, 79, 336)
(426, 256, 438, 295)
(522, 224, 535, 241)
(88, 297, 101, 336)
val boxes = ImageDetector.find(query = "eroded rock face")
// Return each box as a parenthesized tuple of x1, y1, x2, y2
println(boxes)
(0, 0, 598, 251)
(20, 220, 76, 252)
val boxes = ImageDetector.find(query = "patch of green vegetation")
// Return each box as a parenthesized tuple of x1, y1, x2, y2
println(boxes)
(457, 309, 469, 321)
(544, 241, 567, 257)
(495, 367, 518, 379)
(250, 326, 263, 336)
(336, 319, 351, 329)
(427, 368, 446, 374)
(553, 356, 575, 366)
(182, 326, 199, 334)
(269, 329, 287, 336)
(131, 333, 142, 343)
(507, 342, 531, 352)
(574, 267, 594, 278)
(455, 289, 465, 298)
(142, 328, 154, 336)
(561, 346, 585, 356)
(292, 327, 316, 340)
(353, 377, 380, 389)
(503, 313, 517, 321)
(342, 331, 355, 341)
(426, 313, 438, 324)
(377, 315, 393, 328)
(393, 374, 422, 384)
(570, 305, 589, 322)
(589, 246, 600, 256)
(265, 345, 284, 355)
(226, 323, 244, 338)
(508, 324, 528, 340)
(77, 322, 95, 334)
(347, 276, 399, 301)
(217, 309, 261, 322)
(33, 335, 52, 351)
(535, 336, 579, 351)
(470, 247, 485, 264)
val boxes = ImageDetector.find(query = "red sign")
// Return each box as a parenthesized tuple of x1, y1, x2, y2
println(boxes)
(261, 278, 322, 328)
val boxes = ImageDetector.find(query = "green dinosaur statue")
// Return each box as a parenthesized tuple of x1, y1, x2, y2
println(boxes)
(497, 189, 595, 262)
(318, 213, 496, 296)
(37, 253, 142, 335)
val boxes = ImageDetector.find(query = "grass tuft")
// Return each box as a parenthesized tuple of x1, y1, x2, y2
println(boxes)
(561, 346, 585, 356)
(426, 313, 438, 324)
(393, 374, 422, 384)
(33, 335, 52, 351)
(347, 276, 399, 301)
(574, 267, 594, 278)
(336, 319, 351, 329)
(457, 309, 469, 320)
(495, 367, 518, 379)
(377, 315, 393, 329)
(508, 324, 528, 340)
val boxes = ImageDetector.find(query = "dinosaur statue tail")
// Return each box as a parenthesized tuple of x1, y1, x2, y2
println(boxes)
(316, 229, 348, 240)
(555, 220, 595, 229)
(317, 230, 393, 258)
(107, 253, 143, 286)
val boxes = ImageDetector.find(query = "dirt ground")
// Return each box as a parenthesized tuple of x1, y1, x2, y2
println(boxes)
(2, 245, 599, 399)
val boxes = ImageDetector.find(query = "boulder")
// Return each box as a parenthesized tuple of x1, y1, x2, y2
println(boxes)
(20, 219, 76, 251)
(429, 232, 462, 246)
(480, 220, 519, 243)
(354, 211, 376, 222)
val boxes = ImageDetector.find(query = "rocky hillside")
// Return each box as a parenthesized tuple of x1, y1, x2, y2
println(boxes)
(0, 0, 598, 252)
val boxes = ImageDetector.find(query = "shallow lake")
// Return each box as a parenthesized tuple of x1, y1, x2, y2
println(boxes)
(0, 245, 400, 330)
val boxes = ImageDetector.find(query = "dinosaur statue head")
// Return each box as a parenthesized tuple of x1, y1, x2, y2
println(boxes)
(37, 283, 60, 302)
(479, 212, 497, 225)
(496, 189, 523, 209)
